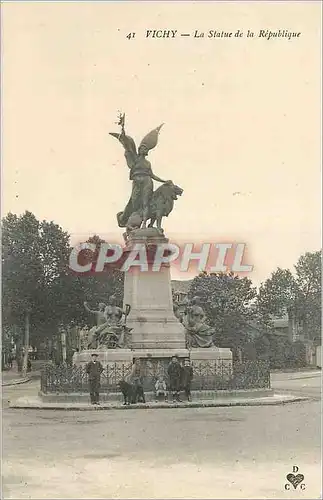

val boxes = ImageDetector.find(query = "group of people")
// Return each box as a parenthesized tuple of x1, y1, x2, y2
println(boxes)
(85, 354, 194, 405)
(156, 355, 193, 403)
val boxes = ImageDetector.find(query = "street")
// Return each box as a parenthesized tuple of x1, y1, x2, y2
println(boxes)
(270, 371, 322, 399)
(2, 371, 321, 499)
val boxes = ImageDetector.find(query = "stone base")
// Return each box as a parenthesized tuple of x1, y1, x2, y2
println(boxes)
(73, 349, 133, 369)
(73, 347, 232, 366)
(190, 347, 232, 361)
(131, 348, 189, 359)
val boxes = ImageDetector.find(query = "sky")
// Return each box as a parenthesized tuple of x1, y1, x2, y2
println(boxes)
(2, 1, 321, 287)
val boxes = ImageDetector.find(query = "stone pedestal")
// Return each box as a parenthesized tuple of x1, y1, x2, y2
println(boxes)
(123, 228, 186, 350)
(190, 347, 232, 364)
(73, 349, 133, 369)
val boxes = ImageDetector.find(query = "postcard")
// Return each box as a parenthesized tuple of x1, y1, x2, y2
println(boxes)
(2, 1, 321, 499)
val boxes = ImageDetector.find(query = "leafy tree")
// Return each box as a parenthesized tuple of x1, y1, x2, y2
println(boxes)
(2, 212, 43, 374)
(257, 251, 321, 343)
(33, 221, 72, 335)
(2, 214, 76, 363)
(2, 217, 126, 367)
(257, 268, 297, 323)
(294, 251, 321, 343)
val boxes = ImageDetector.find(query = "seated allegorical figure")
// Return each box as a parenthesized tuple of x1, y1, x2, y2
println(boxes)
(84, 296, 132, 349)
(182, 296, 215, 349)
(83, 302, 107, 348)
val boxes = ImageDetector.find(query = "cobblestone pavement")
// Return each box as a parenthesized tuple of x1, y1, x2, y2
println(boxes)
(2, 373, 321, 499)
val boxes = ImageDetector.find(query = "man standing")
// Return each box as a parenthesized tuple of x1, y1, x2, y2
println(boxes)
(167, 355, 183, 403)
(86, 353, 103, 405)
(181, 358, 194, 402)
(130, 358, 146, 403)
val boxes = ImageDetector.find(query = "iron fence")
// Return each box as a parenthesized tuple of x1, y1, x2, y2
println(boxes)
(231, 360, 271, 390)
(41, 360, 270, 393)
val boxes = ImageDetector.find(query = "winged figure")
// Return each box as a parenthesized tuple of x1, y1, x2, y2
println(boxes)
(109, 114, 170, 229)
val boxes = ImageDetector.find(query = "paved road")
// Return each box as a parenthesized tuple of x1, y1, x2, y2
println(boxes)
(271, 370, 321, 399)
(2, 371, 321, 499)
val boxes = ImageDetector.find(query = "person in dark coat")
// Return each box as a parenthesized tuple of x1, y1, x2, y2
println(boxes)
(85, 353, 104, 405)
(129, 358, 146, 403)
(167, 355, 182, 403)
(181, 358, 193, 401)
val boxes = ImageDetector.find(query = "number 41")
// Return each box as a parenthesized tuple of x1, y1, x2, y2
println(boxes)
(126, 32, 136, 40)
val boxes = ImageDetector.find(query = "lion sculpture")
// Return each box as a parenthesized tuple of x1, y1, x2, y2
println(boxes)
(124, 181, 183, 237)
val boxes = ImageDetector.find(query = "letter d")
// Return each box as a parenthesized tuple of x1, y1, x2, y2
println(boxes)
(292, 466, 299, 473)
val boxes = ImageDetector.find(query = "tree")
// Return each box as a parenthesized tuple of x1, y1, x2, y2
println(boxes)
(2, 212, 82, 367)
(2, 217, 126, 367)
(33, 220, 72, 335)
(2, 212, 43, 375)
(257, 268, 298, 323)
(188, 272, 258, 355)
(295, 251, 321, 343)
(257, 251, 321, 343)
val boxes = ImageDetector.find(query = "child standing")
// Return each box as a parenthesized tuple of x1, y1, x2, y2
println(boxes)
(167, 355, 183, 403)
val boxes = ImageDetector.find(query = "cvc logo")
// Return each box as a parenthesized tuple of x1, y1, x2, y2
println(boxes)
(285, 466, 306, 490)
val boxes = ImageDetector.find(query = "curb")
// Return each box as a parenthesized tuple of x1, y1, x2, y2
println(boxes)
(282, 373, 322, 381)
(37, 388, 274, 404)
(9, 395, 312, 410)
(2, 377, 31, 387)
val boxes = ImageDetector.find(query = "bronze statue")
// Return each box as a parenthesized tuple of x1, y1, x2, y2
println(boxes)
(104, 295, 123, 325)
(83, 302, 107, 348)
(109, 114, 182, 232)
(122, 181, 183, 238)
(100, 295, 132, 348)
(84, 298, 132, 349)
(182, 296, 215, 349)
(146, 181, 183, 230)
